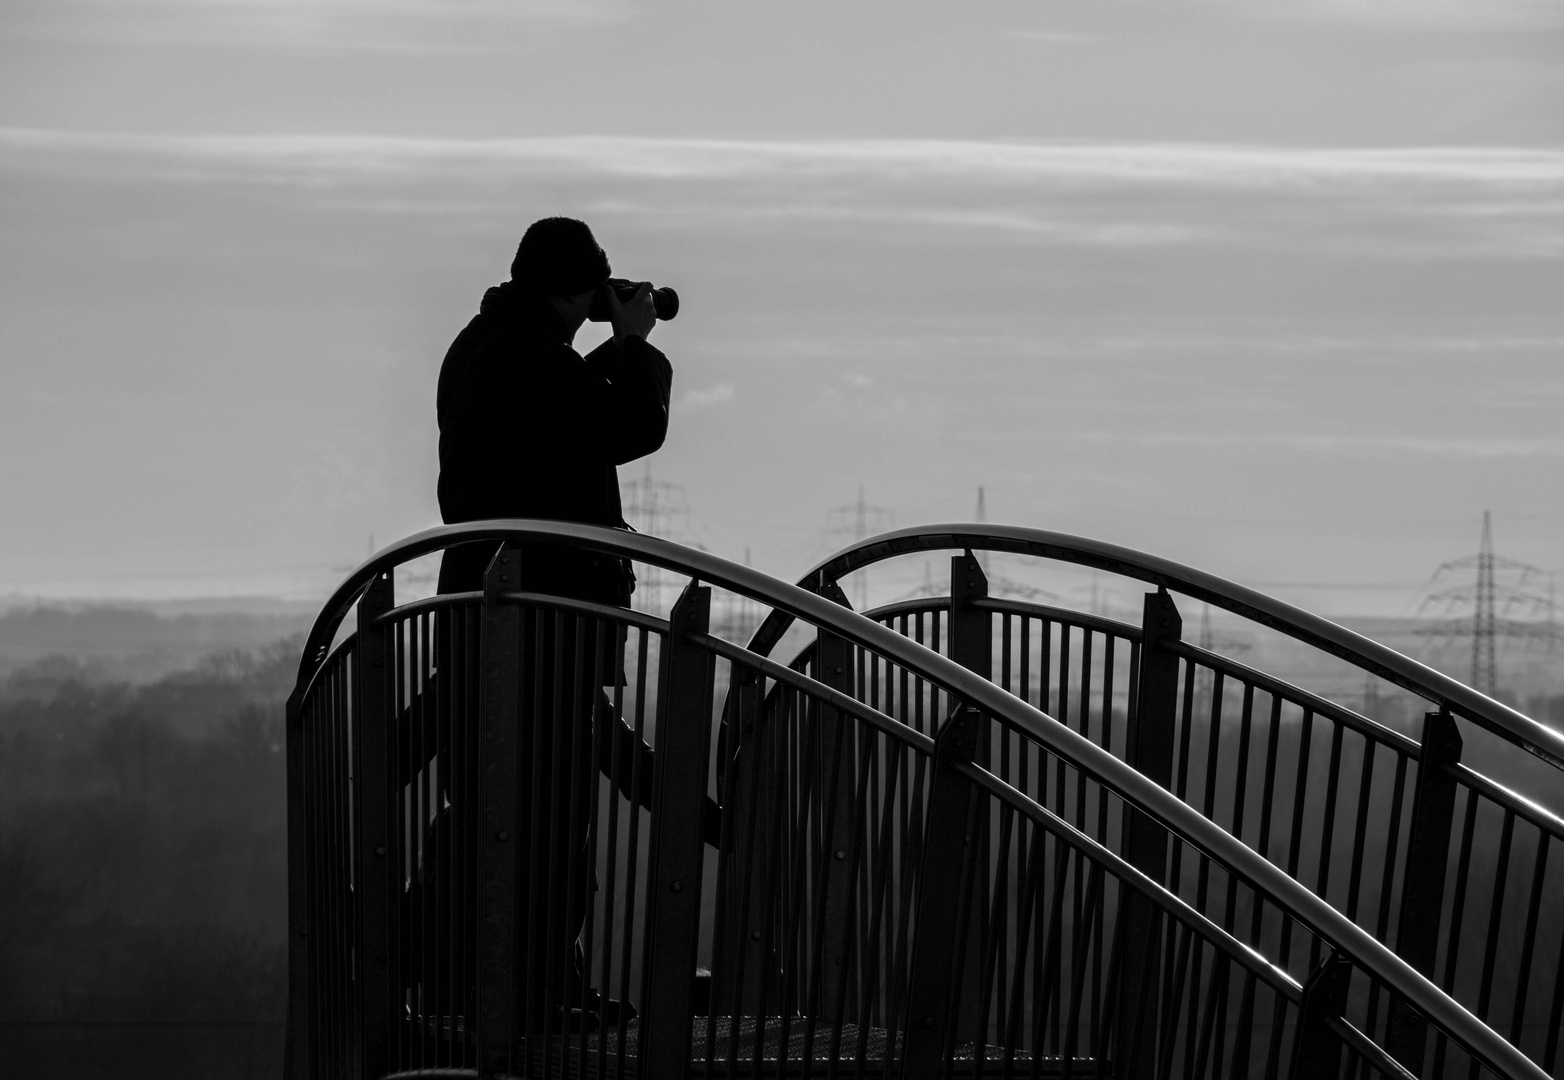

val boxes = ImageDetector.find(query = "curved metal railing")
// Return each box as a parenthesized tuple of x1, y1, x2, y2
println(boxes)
(733, 525, 1564, 1077)
(745, 524, 1562, 768)
(285, 520, 1551, 1080)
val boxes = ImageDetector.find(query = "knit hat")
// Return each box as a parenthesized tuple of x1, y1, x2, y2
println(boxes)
(509, 217, 612, 296)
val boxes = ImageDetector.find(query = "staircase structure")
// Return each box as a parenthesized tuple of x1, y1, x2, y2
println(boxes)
(284, 520, 1564, 1079)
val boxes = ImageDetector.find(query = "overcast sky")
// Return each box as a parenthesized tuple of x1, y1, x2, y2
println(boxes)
(2, 0, 1561, 614)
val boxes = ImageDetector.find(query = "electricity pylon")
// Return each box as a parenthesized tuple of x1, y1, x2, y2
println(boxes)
(1416, 510, 1553, 698)
(827, 487, 894, 611)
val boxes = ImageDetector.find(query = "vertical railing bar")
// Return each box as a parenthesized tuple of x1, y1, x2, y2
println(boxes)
(719, 671, 767, 1080)
(900, 704, 985, 1080)
(1363, 750, 1410, 1056)
(1227, 682, 1256, 931)
(885, 748, 930, 1060)
(1279, 708, 1316, 974)
(1191, 949, 1227, 1080)
(355, 573, 395, 1080)
(1058, 859, 1103, 1075)
(641, 584, 718, 1079)
(1429, 788, 1481, 1079)
(1226, 969, 1259, 1080)
(1181, 932, 1207, 1079)
(393, 616, 409, 1072)
(1345, 735, 1378, 927)
(775, 682, 828, 1069)
(1098, 633, 1116, 846)
(418, 613, 434, 1068)
(1156, 920, 1195, 1080)
(614, 625, 650, 1080)
(1168, 660, 1197, 905)
(1544, 887, 1564, 1072)
(750, 688, 794, 1067)
(1310, 722, 1346, 973)
(594, 620, 624, 1080)
(1509, 831, 1549, 1045)
(1474, 807, 1516, 1023)
(1195, 669, 1225, 926)
(576, 616, 609, 1080)
(974, 802, 1018, 1062)
(854, 727, 913, 1074)
(1001, 823, 1046, 1079)
(824, 718, 881, 1080)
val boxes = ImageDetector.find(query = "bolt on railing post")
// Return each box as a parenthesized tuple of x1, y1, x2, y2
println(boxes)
(353, 571, 395, 1080)
(948, 552, 992, 1044)
(1386, 707, 1463, 1073)
(476, 545, 521, 1079)
(1292, 951, 1353, 1076)
(284, 686, 310, 1080)
(1113, 589, 1181, 1073)
(900, 703, 985, 1080)
(813, 578, 860, 1023)
(641, 582, 717, 1079)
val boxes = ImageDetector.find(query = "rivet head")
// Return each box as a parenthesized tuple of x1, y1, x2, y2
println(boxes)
(671, 880, 683, 892)
(834, 849, 846, 861)
(751, 930, 763, 941)
(374, 846, 386, 857)
(834, 665, 844, 674)
(921, 1015, 935, 1029)
(968, 580, 976, 588)
(499, 573, 508, 583)
(499, 556, 509, 565)
(496, 831, 509, 842)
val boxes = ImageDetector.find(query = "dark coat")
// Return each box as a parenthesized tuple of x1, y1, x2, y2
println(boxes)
(435, 282, 672, 600)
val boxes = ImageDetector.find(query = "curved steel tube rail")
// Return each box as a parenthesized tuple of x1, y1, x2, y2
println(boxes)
(292, 518, 1546, 1080)
(745, 523, 1564, 771)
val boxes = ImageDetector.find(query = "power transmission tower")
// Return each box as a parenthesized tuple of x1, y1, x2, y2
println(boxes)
(1415, 510, 1554, 698)
(1194, 603, 1250, 706)
(827, 487, 894, 611)
(621, 462, 701, 615)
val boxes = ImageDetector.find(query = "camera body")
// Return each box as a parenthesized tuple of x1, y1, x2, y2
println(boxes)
(588, 277, 680, 323)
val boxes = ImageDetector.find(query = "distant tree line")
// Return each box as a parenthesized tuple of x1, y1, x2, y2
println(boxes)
(0, 636, 299, 1079)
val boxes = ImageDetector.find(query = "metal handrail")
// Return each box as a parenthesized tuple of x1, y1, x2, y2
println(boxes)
(292, 519, 1546, 1080)
(747, 523, 1564, 771)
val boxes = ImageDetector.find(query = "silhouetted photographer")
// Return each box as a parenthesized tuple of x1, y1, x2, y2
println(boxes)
(428, 217, 676, 1029)
(436, 216, 673, 597)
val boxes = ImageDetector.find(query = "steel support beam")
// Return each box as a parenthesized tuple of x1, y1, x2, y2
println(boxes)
(1387, 708, 1463, 1073)
(1113, 589, 1181, 1074)
(476, 546, 522, 1079)
(641, 583, 718, 1078)
(354, 571, 395, 1080)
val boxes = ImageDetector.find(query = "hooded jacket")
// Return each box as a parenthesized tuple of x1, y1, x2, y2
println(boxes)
(435, 281, 673, 600)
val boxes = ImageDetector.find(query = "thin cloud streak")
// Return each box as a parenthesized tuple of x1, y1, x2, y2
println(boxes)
(5, 129, 1563, 188)
(2, 0, 627, 52)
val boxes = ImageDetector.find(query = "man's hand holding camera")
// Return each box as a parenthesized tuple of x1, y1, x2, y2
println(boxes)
(608, 282, 657, 345)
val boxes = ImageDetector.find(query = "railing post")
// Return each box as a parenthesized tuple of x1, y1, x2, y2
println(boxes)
(476, 545, 521, 1079)
(948, 552, 992, 1043)
(714, 668, 778, 1017)
(284, 687, 310, 1080)
(813, 578, 860, 1023)
(900, 703, 985, 1080)
(641, 582, 718, 1078)
(1113, 589, 1181, 1073)
(1386, 707, 1462, 1073)
(1292, 951, 1352, 1077)
(353, 571, 395, 1080)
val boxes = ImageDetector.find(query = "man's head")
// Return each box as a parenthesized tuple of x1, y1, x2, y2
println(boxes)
(511, 217, 611, 298)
